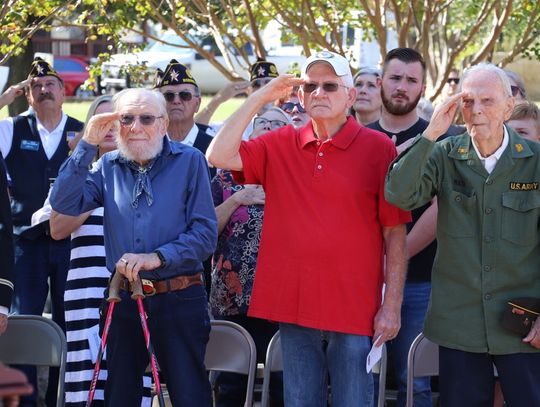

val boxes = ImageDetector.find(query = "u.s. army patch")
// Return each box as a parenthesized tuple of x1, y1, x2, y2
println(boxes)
(509, 182, 539, 191)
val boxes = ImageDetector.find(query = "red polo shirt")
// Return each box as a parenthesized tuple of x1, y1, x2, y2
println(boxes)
(234, 117, 410, 335)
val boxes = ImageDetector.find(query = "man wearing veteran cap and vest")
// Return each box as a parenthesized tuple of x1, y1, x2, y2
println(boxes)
(154, 59, 216, 179)
(207, 50, 410, 407)
(0, 57, 83, 406)
(385, 62, 540, 406)
(249, 59, 279, 93)
(248, 58, 280, 115)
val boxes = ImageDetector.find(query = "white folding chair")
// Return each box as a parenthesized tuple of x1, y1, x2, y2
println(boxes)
(260, 331, 387, 407)
(0, 315, 67, 407)
(405, 333, 439, 407)
(205, 320, 257, 407)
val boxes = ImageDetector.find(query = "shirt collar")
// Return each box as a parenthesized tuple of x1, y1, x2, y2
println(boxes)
(299, 116, 359, 150)
(448, 125, 534, 162)
(470, 125, 509, 162)
(35, 112, 68, 136)
(181, 123, 199, 147)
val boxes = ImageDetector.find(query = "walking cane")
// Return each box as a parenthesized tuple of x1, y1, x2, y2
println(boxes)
(86, 271, 123, 407)
(131, 278, 166, 407)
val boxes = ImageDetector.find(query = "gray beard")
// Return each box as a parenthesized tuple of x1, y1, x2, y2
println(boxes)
(116, 134, 164, 163)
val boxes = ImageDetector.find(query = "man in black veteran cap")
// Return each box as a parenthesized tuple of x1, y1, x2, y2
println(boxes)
(154, 59, 215, 176)
(0, 56, 83, 406)
(249, 58, 279, 90)
(154, 59, 216, 294)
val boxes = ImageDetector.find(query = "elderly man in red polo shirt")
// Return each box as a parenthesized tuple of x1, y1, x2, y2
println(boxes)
(207, 51, 410, 407)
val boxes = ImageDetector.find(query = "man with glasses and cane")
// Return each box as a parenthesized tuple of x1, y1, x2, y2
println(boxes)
(207, 51, 410, 407)
(50, 88, 217, 406)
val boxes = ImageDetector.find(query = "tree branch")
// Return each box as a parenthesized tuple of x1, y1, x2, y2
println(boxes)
(471, 0, 513, 64)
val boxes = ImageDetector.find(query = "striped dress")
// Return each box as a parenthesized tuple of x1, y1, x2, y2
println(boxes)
(64, 207, 151, 406)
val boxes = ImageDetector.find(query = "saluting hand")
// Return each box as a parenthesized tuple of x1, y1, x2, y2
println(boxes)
(0, 79, 31, 109)
(218, 80, 251, 100)
(255, 74, 304, 104)
(423, 92, 463, 141)
(82, 112, 120, 146)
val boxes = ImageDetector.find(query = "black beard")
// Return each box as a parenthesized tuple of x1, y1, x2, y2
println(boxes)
(381, 87, 421, 116)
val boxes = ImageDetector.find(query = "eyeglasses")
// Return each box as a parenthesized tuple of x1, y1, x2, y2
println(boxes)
(447, 78, 460, 85)
(281, 102, 306, 113)
(251, 78, 273, 90)
(162, 91, 199, 102)
(301, 82, 348, 93)
(511, 85, 524, 98)
(119, 114, 163, 127)
(253, 117, 287, 129)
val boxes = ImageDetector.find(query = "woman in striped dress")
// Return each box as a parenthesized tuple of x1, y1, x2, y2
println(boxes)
(50, 96, 151, 406)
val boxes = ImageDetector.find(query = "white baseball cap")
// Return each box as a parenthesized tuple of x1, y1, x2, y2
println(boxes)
(301, 51, 353, 86)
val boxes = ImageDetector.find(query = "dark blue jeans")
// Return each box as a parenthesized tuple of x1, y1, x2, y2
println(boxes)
(213, 314, 283, 407)
(12, 235, 70, 407)
(375, 282, 432, 407)
(439, 346, 540, 407)
(280, 323, 373, 407)
(104, 284, 211, 407)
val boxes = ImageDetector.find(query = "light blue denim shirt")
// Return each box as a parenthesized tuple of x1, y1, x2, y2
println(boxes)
(50, 137, 217, 280)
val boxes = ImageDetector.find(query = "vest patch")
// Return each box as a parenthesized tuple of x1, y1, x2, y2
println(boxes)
(20, 139, 39, 151)
(509, 182, 539, 191)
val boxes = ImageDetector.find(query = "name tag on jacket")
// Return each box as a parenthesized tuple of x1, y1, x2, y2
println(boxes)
(20, 140, 40, 151)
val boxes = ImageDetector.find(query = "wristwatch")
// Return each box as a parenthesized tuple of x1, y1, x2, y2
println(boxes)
(154, 250, 166, 268)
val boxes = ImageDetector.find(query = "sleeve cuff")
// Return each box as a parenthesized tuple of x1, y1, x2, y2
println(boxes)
(72, 139, 99, 167)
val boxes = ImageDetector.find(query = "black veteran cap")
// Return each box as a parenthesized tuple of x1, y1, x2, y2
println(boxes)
(249, 59, 279, 82)
(27, 57, 62, 82)
(154, 59, 198, 88)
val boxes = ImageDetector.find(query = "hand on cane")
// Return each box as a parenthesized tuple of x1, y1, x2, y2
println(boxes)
(116, 252, 162, 282)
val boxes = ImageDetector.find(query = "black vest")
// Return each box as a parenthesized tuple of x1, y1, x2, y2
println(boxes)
(5, 113, 83, 236)
(194, 123, 216, 179)
(0, 156, 13, 307)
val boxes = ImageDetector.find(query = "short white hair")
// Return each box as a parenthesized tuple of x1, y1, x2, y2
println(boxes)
(258, 106, 293, 124)
(461, 63, 512, 98)
(112, 88, 168, 119)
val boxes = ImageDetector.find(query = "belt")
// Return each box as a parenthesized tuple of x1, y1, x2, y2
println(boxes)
(119, 273, 203, 296)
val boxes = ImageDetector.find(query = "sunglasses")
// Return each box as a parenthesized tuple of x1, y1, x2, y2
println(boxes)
(119, 114, 162, 127)
(251, 78, 273, 90)
(253, 117, 287, 129)
(281, 102, 306, 113)
(302, 82, 348, 93)
(511, 85, 523, 98)
(162, 91, 199, 102)
(447, 78, 460, 85)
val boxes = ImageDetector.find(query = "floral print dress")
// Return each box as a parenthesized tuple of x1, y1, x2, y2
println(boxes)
(210, 170, 264, 316)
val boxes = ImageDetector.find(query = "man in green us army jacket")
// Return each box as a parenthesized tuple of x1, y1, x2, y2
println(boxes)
(385, 62, 540, 406)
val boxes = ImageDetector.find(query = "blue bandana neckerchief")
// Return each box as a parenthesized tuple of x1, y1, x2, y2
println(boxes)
(122, 157, 157, 208)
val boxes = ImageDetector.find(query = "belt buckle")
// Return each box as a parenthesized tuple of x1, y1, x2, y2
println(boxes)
(141, 279, 156, 296)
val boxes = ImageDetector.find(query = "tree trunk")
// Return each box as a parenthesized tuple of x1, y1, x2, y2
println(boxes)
(7, 38, 34, 117)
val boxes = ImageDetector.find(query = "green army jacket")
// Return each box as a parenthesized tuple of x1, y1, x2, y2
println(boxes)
(385, 127, 540, 354)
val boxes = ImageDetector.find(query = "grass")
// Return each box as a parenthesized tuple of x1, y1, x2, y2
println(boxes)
(0, 95, 245, 123)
